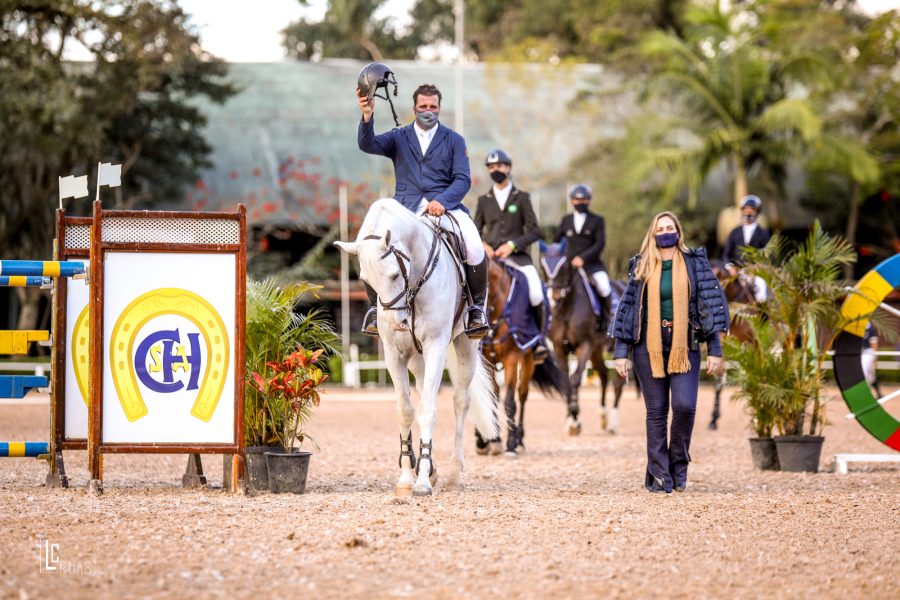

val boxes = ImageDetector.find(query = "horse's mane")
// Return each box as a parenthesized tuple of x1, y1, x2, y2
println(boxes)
(356, 198, 427, 274)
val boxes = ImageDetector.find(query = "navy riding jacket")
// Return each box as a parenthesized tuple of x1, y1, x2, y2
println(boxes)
(358, 117, 471, 213)
(611, 247, 729, 360)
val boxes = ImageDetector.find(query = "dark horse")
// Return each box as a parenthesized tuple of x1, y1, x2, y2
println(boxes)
(708, 260, 757, 430)
(478, 258, 570, 456)
(541, 243, 631, 435)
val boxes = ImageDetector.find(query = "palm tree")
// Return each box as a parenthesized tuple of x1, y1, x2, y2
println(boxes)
(627, 2, 834, 227)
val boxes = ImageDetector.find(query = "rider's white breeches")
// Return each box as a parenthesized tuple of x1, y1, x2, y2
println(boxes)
(753, 275, 767, 303)
(862, 348, 877, 385)
(415, 199, 485, 265)
(591, 270, 612, 298)
(507, 262, 544, 306)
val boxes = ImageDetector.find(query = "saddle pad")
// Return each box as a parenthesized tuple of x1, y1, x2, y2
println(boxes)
(502, 265, 547, 351)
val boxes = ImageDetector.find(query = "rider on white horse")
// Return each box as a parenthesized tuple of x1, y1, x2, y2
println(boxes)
(356, 71, 489, 339)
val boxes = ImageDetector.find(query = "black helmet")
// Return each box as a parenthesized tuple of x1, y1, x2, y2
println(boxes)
(740, 194, 762, 211)
(485, 149, 512, 167)
(358, 62, 401, 127)
(357, 62, 398, 101)
(569, 184, 592, 200)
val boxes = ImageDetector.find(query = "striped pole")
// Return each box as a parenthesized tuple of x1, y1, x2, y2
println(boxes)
(0, 442, 49, 457)
(0, 260, 84, 277)
(0, 276, 51, 287)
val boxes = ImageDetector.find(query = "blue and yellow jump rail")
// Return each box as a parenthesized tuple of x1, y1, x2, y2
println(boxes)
(0, 260, 84, 278)
(0, 276, 51, 287)
(0, 375, 49, 399)
(0, 442, 49, 458)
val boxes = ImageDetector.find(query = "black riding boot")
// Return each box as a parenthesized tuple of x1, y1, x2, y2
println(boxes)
(465, 258, 489, 339)
(362, 281, 379, 337)
(529, 303, 549, 364)
(597, 293, 612, 333)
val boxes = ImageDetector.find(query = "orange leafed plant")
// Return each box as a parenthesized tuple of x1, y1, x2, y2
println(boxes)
(251, 346, 328, 450)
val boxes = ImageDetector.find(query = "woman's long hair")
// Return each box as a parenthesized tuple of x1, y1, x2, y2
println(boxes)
(634, 211, 690, 281)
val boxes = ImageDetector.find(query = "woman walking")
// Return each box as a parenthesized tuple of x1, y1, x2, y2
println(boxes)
(611, 212, 729, 493)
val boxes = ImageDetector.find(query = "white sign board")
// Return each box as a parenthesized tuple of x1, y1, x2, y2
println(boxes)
(64, 258, 90, 439)
(101, 252, 236, 444)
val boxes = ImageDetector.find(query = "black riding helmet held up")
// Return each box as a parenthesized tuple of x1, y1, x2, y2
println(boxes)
(357, 62, 401, 127)
(485, 149, 512, 167)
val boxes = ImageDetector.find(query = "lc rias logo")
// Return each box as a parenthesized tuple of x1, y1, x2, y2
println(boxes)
(110, 288, 230, 422)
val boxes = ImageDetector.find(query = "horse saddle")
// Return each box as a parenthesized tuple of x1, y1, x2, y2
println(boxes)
(499, 263, 547, 351)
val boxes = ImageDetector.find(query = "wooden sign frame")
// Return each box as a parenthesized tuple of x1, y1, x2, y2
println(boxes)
(87, 201, 246, 493)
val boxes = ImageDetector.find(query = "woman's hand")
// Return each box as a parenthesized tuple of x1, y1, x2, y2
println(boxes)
(706, 355, 723, 375)
(614, 358, 632, 379)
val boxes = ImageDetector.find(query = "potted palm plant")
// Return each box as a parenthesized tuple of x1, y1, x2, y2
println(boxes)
(722, 314, 781, 470)
(254, 347, 328, 494)
(225, 279, 338, 492)
(728, 221, 856, 472)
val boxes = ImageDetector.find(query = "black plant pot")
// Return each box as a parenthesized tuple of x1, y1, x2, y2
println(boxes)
(223, 446, 279, 492)
(748, 437, 780, 471)
(266, 450, 312, 494)
(774, 435, 824, 473)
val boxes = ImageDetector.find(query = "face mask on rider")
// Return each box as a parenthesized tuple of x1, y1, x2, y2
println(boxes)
(415, 110, 439, 130)
(742, 213, 757, 224)
(490, 171, 508, 184)
(656, 232, 679, 248)
(572, 203, 589, 214)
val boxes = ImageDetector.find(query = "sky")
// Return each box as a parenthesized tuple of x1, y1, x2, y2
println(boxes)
(69, 0, 900, 63)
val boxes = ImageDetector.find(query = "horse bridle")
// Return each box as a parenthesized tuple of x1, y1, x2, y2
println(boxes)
(363, 222, 443, 354)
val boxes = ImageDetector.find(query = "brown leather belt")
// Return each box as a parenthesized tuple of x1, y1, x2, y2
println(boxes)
(661, 319, 675, 329)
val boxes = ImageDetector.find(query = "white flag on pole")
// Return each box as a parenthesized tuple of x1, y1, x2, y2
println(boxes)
(97, 162, 122, 187)
(58, 175, 89, 201)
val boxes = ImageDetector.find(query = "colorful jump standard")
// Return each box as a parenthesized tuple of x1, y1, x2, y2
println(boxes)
(833, 253, 900, 451)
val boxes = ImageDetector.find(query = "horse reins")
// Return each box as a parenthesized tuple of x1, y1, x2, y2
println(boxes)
(364, 213, 466, 354)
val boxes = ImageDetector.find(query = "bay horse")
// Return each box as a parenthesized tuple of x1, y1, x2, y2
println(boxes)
(478, 257, 570, 456)
(335, 199, 499, 496)
(541, 242, 629, 435)
(708, 260, 756, 430)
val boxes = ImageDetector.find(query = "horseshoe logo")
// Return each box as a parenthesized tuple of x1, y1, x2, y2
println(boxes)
(110, 288, 230, 422)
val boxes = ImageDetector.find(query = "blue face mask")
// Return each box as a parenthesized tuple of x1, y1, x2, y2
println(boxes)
(415, 110, 439, 130)
(656, 232, 679, 248)
(573, 203, 589, 214)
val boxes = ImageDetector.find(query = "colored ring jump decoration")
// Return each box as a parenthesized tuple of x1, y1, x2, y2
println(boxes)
(834, 254, 900, 451)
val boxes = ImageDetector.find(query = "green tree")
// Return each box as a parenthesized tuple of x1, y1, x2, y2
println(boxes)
(623, 1, 837, 232)
(0, 0, 236, 328)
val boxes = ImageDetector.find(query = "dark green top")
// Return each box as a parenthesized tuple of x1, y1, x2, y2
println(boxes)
(660, 259, 673, 321)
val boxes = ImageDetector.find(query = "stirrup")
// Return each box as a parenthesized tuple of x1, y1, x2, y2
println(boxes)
(464, 306, 489, 339)
(398, 432, 416, 470)
(533, 343, 548, 364)
(361, 307, 379, 337)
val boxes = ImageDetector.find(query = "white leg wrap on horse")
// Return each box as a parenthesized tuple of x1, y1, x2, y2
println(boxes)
(507, 263, 545, 306)
(592, 271, 612, 297)
(608, 407, 619, 432)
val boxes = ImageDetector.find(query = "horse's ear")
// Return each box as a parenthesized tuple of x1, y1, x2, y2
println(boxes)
(384, 229, 392, 247)
(333, 240, 359, 255)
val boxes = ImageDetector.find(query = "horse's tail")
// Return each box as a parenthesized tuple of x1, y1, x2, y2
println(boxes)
(468, 353, 500, 440)
(532, 352, 570, 401)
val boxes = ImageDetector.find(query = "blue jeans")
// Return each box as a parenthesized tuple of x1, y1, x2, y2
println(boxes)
(632, 327, 701, 491)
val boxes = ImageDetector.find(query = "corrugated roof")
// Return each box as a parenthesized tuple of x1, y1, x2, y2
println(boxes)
(182, 59, 623, 231)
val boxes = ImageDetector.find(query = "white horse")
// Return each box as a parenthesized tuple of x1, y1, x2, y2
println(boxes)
(335, 199, 499, 496)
